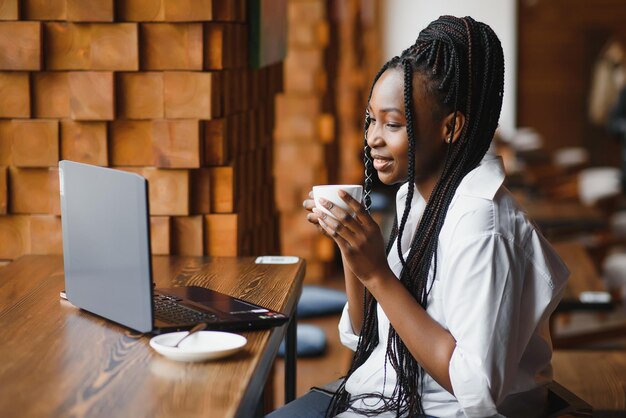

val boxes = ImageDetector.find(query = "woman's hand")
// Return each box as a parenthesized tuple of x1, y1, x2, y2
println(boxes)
(303, 191, 328, 236)
(313, 190, 391, 284)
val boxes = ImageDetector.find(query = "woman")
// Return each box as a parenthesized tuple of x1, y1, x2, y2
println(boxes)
(271, 15, 568, 418)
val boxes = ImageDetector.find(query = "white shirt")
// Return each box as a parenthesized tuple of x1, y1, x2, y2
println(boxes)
(337, 155, 569, 418)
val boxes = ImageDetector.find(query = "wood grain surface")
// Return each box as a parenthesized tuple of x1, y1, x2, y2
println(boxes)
(11, 119, 59, 167)
(0, 166, 6, 214)
(32, 72, 69, 118)
(22, 0, 66, 20)
(0, 72, 30, 118)
(0, 0, 19, 20)
(553, 350, 626, 410)
(0, 21, 41, 70)
(60, 121, 108, 166)
(552, 241, 607, 301)
(0, 254, 305, 418)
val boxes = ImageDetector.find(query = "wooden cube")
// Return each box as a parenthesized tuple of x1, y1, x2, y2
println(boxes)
(141, 23, 202, 70)
(68, 71, 114, 120)
(32, 72, 70, 118)
(60, 121, 108, 166)
(142, 168, 189, 216)
(109, 120, 154, 166)
(190, 168, 210, 214)
(150, 216, 170, 255)
(90, 23, 138, 70)
(9, 167, 51, 214)
(234, 24, 248, 68)
(0, 120, 11, 165)
(203, 119, 229, 166)
(213, 0, 235, 21)
(164, 71, 220, 119)
(45, 23, 138, 70)
(66, 0, 113, 22)
(204, 214, 238, 256)
(116, 72, 164, 119)
(22, 0, 66, 20)
(164, 0, 212, 21)
(44, 22, 91, 70)
(318, 113, 334, 143)
(11, 120, 59, 167)
(0, 215, 30, 259)
(235, 0, 247, 22)
(204, 23, 227, 70)
(30, 215, 62, 254)
(171, 215, 203, 256)
(285, 49, 323, 90)
(288, 0, 324, 22)
(0, 166, 7, 214)
(274, 95, 321, 140)
(117, 0, 164, 21)
(0, 22, 41, 70)
(152, 119, 200, 168)
(209, 166, 234, 213)
(48, 167, 60, 215)
(0, 72, 30, 118)
(0, 0, 19, 20)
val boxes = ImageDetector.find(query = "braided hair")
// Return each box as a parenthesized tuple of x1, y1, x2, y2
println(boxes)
(327, 16, 504, 417)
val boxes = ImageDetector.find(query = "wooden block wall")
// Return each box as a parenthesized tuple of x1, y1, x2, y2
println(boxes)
(331, 0, 382, 185)
(0, 0, 282, 265)
(273, 0, 382, 282)
(273, 0, 333, 283)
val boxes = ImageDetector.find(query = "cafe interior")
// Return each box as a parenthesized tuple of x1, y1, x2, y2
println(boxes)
(1, 0, 626, 416)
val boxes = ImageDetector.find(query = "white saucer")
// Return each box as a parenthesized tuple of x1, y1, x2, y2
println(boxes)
(150, 331, 247, 362)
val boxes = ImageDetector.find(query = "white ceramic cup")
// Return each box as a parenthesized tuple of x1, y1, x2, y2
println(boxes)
(312, 185, 363, 219)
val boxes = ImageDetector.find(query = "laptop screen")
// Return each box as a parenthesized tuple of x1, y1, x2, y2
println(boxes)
(59, 161, 154, 332)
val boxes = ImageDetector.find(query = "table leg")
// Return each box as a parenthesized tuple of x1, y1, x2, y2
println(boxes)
(285, 313, 297, 403)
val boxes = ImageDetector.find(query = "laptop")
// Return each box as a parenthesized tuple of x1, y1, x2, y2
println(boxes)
(59, 160, 288, 334)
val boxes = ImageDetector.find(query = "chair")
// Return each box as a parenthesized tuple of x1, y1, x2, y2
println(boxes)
(546, 381, 593, 418)
(277, 285, 348, 358)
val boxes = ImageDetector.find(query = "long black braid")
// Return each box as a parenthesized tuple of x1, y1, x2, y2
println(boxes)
(327, 16, 504, 417)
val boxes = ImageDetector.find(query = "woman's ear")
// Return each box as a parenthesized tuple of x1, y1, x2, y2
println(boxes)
(441, 111, 466, 144)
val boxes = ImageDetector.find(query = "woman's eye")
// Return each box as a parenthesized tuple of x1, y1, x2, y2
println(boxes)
(369, 118, 377, 125)
(386, 123, 401, 129)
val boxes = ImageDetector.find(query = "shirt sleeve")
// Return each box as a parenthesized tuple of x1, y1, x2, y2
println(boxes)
(442, 232, 533, 417)
(338, 302, 360, 351)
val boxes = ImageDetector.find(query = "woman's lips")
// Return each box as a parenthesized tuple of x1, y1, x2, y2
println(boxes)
(373, 158, 393, 171)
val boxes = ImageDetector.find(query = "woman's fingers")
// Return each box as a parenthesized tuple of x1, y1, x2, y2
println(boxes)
(338, 190, 375, 226)
(303, 197, 316, 210)
(312, 207, 357, 244)
(303, 197, 317, 227)
(318, 217, 350, 250)
(317, 197, 358, 228)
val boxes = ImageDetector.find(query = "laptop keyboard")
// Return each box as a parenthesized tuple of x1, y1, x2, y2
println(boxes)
(153, 294, 218, 324)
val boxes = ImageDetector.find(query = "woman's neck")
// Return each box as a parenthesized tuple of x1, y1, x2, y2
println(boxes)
(415, 168, 444, 203)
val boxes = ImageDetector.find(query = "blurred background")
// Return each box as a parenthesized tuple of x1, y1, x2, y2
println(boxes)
(2, 0, 626, 414)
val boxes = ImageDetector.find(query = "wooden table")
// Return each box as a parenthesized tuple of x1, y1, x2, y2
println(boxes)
(550, 242, 626, 349)
(518, 196, 606, 237)
(0, 255, 305, 418)
(552, 241, 613, 313)
(553, 350, 626, 410)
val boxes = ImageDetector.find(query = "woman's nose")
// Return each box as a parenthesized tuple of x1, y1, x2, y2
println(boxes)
(366, 125, 383, 148)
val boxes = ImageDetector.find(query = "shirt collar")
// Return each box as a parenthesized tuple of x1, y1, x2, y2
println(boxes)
(455, 154, 506, 200)
(395, 153, 506, 206)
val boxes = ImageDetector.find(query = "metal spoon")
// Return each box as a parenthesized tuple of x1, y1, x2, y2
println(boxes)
(172, 323, 207, 348)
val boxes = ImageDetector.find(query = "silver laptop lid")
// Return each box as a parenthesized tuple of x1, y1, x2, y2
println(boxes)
(59, 161, 153, 332)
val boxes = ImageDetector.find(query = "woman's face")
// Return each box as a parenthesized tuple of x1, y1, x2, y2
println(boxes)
(367, 68, 448, 186)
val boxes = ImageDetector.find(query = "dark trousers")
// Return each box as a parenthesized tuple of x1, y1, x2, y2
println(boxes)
(265, 390, 333, 418)
(265, 389, 436, 417)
